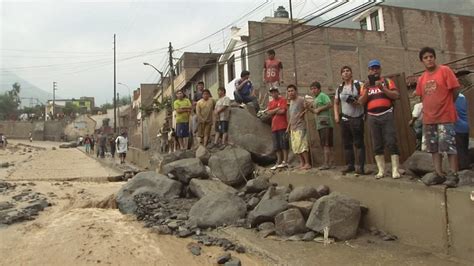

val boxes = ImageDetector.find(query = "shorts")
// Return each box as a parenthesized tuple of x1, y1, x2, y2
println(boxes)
(318, 127, 333, 147)
(176, 123, 189, 138)
(216, 120, 229, 134)
(272, 129, 289, 151)
(290, 129, 309, 154)
(422, 123, 457, 154)
(197, 121, 212, 138)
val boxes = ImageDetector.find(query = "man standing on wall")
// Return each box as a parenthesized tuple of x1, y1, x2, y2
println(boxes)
(263, 49, 283, 92)
(334, 66, 366, 175)
(415, 47, 461, 187)
(196, 89, 214, 147)
(287, 84, 311, 170)
(358, 59, 401, 179)
(306, 81, 334, 170)
(173, 90, 192, 150)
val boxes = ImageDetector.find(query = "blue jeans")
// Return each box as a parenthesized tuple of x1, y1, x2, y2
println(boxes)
(234, 91, 259, 112)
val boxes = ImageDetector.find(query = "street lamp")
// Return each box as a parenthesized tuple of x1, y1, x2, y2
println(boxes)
(143, 62, 165, 103)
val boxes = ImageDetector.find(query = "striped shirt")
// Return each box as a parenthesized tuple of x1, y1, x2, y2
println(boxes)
(361, 78, 397, 116)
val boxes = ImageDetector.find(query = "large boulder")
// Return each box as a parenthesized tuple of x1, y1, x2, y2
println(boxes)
(195, 145, 211, 165)
(288, 201, 314, 218)
(245, 177, 270, 193)
(247, 198, 288, 227)
(288, 186, 319, 202)
(458, 170, 474, 186)
(421, 172, 446, 186)
(188, 192, 247, 228)
(208, 147, 254, 186)
(150, 150, 195, 172)
(116, 171, 182, 214)
(275, 208, 308, 236)
(189, 179, 237, 198)
(162, 158, 207, 184)
(306, 193, 361, 240)
(228, 108, 276, 165)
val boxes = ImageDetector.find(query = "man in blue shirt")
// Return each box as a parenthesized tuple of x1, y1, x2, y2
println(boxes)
(234, 70, 259, 112)
(455, 93, 470, 171)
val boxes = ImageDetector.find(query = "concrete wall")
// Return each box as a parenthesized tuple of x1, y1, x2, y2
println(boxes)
(64, 115, 96, 140)
(272, 172, 473, 262)
(247, 6, 473, 93)
(0, 120, 65, 141)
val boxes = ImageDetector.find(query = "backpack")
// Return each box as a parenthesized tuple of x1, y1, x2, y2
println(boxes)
(337, 80, 362, 99)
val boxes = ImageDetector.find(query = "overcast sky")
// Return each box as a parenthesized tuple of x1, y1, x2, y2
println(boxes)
(1, 0, 342, 104)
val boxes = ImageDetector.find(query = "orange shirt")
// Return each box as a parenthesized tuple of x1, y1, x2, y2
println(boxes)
(360, 77, 397, 115)
(415, 65, 459, 124)
(264, 59, 282, 83)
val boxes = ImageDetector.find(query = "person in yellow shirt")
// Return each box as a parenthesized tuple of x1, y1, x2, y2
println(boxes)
(173, 90, 192, 150)
(196, 89, 215, 146)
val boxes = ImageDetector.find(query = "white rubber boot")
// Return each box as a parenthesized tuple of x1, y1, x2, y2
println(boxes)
(375, 155, 385, 179)
(391, 154, 401, 179)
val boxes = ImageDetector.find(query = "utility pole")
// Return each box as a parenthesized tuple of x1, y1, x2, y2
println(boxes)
(52, 82, 57, 119)
(169, 42, 175, 107)
(289, 0, 298, 85)
(113, 34, 117, 134)
(117, 92, 120, 132)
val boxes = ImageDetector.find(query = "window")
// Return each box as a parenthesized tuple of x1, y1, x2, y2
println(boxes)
(360, 19, 367, 30)
(370, 11, 380, 31)
(227, 55, 235, 82)
(241, 48, 247, 71)
(79, 101, 85, 106)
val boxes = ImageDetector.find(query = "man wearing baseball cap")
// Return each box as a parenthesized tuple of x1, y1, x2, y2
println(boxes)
(358, 59, 401, 179)
(266, 86, 289, 170)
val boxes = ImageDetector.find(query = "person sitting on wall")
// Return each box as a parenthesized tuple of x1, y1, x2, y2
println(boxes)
(234, 70, 260, 112)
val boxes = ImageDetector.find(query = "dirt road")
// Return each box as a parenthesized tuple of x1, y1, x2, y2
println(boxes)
(0, 140, 264, 265)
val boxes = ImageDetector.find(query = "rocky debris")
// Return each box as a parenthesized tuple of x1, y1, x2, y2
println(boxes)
(457, 170, 474, 186)
(287, 201, 314, 218)
(0, 188, 50, 225)
(52, 147, 57, 150)
(369, 227, 398, 241)
(257, 222, 275, 231)
(228, 107, 276, 165)
(261, 185, 290, 201)
(162, 158, 207, 184)
(225, 258, 241, 266)
(275, 208, 308, 236)
(288, 186, 319, 202)
(421, 172, 446, 186)
(0, 181, 16, 193)
(302, 231, 317, 241)
(116, 172, 182, 214)
(208, 147, 254, 186)
(195, 145, 211, 165)
(247, 198, 288, 227)
(217, 252, 232, 264)
(187, 242, 201, 256)
(188, 179, 237, 199)
(247, 197, 260, 210)
(150, 150, 195, 172)
(151, 225, 172, 235)
(245, 177, 270, 193)
(188, 192, 247, 228)
(0, 201, 14, 211)
(306, 193, 361, 240)
(404, 151, 435, 176)
(1, 162, 11, 168)
(316, 185, 330, 197)
(59, 141, 78, 149)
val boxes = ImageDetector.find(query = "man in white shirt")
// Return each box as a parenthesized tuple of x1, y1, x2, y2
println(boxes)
(115, 132, 128, 164)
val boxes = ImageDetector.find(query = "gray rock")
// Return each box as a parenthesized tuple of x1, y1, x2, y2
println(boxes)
(457, 170, 474, 186)
(288, 186, 319, 202)
(24, 199, 49, 213)
(302, 231, 317, 241)
(287, 234, 304, 241)
(167, 221, 179, 230)
(188, 192, 247, 228)
(188, 179, 237, 199)
(151, 225, 172, 235)
(247, 198, 288, 227)
(275, 208, 307, 236)
(422, 172, 446, 186)
(261, 185, 290, 201)
(316, 185, 330, 197)
(404, 151, 436, 176)
(224, 258, 241, 266)
(162, 158, 207, 184)
(245, 177, 270, 193)
(149, 150, 195, 172)
(195, 145, 211, 165)
(0, 162, 10, 168)
(187, 242, 201, 256)
(0, 201, 14, 211)
(288, 201, 314, 218)
(228, 108, 276, 164)
(116, 172, 182, 214)
(247, 197, 260, 209)
(306, 193, 361, 240)
(217, 252, 232, 264)
(208, 147, 254, 186)
(257, 222, 275, 231)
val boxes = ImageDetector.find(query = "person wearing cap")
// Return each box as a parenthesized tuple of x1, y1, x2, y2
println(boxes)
(266, 86, 289, 170)
(415, 47, 461, 187)
(305, 81, 334, 170)
(358, 59, 401, 179)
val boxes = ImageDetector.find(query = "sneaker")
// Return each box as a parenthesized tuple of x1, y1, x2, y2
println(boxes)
(270, 164, 279, 170)
(277, 162, 288, 168)
(341, 166, 355, 175)
(239, 103, 246, 108)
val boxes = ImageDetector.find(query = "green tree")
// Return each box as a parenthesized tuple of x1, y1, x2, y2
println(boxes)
(0, 82, 22, 120)
(63, 102, 80, 117)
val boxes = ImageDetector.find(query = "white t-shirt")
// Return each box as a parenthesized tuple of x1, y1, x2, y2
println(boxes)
(115, 136, 128, 154)
(412, 102, 423, 120)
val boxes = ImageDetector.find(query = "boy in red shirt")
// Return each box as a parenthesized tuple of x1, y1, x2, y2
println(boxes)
(415, 47, 460, 187)
(266, 87, 289, 170)
(263, 49, 283, 91)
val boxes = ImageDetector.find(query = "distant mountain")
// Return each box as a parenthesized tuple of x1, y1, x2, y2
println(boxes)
(0, 71, 57, 107)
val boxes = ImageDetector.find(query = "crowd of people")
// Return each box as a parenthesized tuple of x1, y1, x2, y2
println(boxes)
(82, 131, 128, 164)
(159, 47, 469, 188)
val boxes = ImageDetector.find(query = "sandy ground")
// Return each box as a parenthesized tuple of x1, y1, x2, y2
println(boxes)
(0, 140, 264, 266)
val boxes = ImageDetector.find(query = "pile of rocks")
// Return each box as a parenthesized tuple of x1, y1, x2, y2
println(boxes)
(0, 181, 50, 225)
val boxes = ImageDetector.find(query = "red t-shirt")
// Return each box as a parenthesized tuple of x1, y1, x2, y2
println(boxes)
(264, 59, 282, 83)
(415, 65, 460, 124)
(360, 77, 397, 115)
(268, 97, 288, 132)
